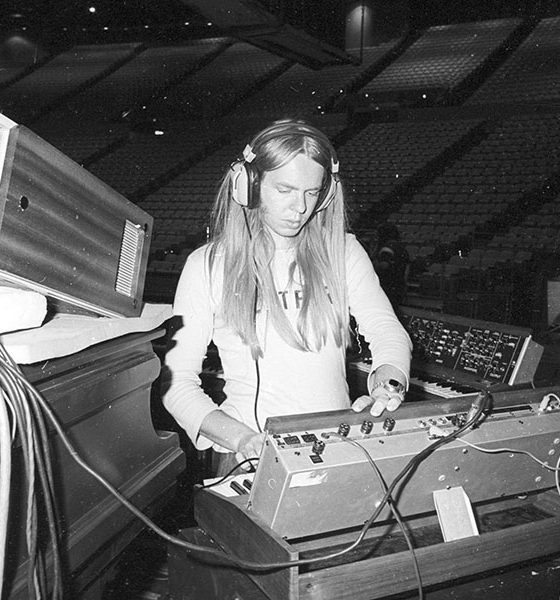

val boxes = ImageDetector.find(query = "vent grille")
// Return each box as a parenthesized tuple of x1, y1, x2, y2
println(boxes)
(115, 220, 144, 297)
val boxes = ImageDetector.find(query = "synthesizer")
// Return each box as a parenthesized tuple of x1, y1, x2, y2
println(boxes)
(350, 307, 543, 400)
(247, 387, 560, 539)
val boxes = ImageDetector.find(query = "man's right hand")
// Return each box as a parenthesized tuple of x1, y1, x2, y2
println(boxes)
(237, 431, 266, 461)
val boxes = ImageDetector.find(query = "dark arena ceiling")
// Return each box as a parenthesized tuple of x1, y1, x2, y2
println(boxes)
(1, 0, 559, 62)
(0, 0, 214, 49)
(0, 0, 352, 69)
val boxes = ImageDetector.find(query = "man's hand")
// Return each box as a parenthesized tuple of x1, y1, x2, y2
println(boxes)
(351, 385, 403, 417)
(236, 431, 266, 462)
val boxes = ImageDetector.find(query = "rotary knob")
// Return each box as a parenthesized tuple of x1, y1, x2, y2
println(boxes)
(383, 417, 396, 432)
(312, 439, 326, 455)
(360, 420, 373, 434)
(337, 423, 350, 437)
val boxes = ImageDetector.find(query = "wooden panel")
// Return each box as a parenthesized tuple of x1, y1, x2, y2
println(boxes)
(195, 488, 299, 600)
(169, 528, 268, 600)
(4, 330, 185, 599)
(169, 511, 560, 600)
(177, 490, 560, 600)
(0, 118, 152, 317)
(297, 513, 560, 599)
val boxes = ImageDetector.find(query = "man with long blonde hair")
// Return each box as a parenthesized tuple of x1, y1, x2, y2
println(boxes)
(163, 119, 411, 475)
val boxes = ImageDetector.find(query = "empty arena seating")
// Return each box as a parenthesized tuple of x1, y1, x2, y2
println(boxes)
(85, 122, 224, 199)
(139, 41, 289, 122)
(44, 39, 230, 123)
(388, 113, 560, 251)
(31, 119, 130, 165)
(3, 14, 560, 326)
(467, 16, 560, 105)
(338, 117, 481, 219)
(231, 43, 399, 117)
(358, 18, 523, 107)
(0, 43, 143, 122)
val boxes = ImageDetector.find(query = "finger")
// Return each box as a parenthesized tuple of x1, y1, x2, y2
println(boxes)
(386, 395, 403, 412)
(370, 397, 389, 417)
(351, 394, 373, 412)
(248, 433, 266, 457)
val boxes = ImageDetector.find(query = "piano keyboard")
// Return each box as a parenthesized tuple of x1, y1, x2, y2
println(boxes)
(349, 361, 479, 400)
(409, 375, 479, 399)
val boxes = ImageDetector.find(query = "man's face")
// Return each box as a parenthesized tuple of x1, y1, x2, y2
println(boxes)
(259, 153, 325, 247)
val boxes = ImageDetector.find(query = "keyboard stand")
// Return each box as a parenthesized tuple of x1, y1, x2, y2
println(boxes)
(168, 486, 560, 600)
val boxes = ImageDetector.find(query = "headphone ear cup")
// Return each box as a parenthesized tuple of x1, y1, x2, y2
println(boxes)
(231, 161, 250, 207)
(316, 174, 339, 211)
(231, 161, 259, 208)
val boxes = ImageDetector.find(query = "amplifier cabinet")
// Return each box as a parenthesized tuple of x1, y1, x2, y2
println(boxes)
(0, 113, 152, 317)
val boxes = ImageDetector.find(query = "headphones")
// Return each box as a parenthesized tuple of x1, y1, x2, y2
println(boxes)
(230, 121, 340, 211)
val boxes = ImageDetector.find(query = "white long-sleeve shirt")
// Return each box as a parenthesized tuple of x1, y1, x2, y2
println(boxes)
(162, 234, 411, 451)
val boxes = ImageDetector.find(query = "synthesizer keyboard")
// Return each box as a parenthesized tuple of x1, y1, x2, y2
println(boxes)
(350, 361, 478, 399)
(349, 307, 543, 400)
(409, 374, 478, 398)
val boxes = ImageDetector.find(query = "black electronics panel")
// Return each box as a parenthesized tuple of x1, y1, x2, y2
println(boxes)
(400, 307, 537, 386)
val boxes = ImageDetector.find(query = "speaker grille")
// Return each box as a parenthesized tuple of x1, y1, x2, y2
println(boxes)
(115, 220, 145, 298)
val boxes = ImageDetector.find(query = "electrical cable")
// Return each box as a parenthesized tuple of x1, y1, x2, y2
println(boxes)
(4, 348, 64, 599)
(0, 356, 41, 597)
(338, 435, 424, 600)
(28, 396, 62, 600)
(0, 348, 491, 574)
(556, 454, 560, 496)
(251, 250, 262, 433)
(0, 390, 12, 595)
(0, 345, 63, 599)
(253, 357, 262, 433)
(4, 344, 64, 593)
(199, 457, 259, 489)
(179, 457, 260, 524)
(0, 339, 491, 577)
(240, 203, 263, 433)
(456, 438, 560, 471)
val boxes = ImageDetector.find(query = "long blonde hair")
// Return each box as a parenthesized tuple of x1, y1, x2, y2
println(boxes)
(208, 119, 349, 358)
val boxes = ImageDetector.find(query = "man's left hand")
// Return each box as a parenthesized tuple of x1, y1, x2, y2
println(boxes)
(351, 385, 403, 417)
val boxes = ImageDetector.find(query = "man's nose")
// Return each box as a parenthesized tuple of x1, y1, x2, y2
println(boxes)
(291, 191, 307, 214)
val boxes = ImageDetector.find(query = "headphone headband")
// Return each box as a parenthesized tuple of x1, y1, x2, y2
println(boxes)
(230, 121, 340, 209)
